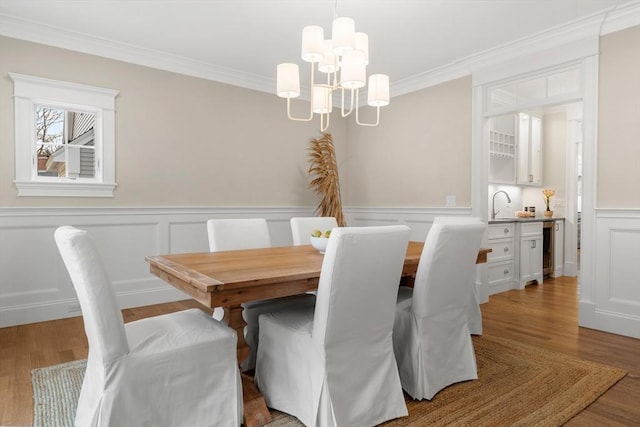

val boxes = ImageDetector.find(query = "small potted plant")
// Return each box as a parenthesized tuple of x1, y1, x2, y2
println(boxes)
(542, 189, 555, 217)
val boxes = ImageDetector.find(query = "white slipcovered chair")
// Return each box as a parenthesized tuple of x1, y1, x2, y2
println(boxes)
(207, 218, 315, 371)
(54, 226, 242, 427)
(290, 216, 338, 245)
(392, 218, 486, 400)
(433, 216, 485, 335)
(255, 225, 411, 427)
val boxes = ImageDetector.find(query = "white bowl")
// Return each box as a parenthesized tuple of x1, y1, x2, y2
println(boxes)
(309, 236, 329, 253)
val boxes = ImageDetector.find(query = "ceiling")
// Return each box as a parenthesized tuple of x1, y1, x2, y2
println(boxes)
(0, 0, 637, 95)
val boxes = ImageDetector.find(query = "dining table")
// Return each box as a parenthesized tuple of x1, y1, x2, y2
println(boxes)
(146, 241, 491, 427)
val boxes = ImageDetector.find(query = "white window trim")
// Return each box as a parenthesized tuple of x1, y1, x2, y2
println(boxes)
(9, 73, 118, 197)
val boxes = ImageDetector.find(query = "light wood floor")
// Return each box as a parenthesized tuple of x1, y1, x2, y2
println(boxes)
(1, 276, 638, 426)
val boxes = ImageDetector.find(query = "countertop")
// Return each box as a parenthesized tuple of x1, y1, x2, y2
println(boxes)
(489, 217, 564, 224)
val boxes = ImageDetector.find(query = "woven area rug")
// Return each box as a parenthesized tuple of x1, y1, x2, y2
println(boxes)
(32, 335, 626, 427)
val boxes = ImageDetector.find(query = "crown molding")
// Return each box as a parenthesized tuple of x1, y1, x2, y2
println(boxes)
(392, 1, 640, 96)
(1, 2, 639, 98)
(601, 0, 640, 34)
(0, 12, 274, 94)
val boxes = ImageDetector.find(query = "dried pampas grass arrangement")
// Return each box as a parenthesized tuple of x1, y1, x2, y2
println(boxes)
(308, 133, 346, 226)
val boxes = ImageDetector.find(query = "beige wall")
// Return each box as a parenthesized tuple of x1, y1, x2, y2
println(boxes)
(345, 76, 472, 207)
(0, 36, 348, 207)
(598, 25, 640, 208)
(543, 112, 567, 208)
(6, 24, 637, 211)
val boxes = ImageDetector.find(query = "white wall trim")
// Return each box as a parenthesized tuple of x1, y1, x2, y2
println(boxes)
(9, 73, 118, 197)
(1, 3, 639, 96)
(469, 21, 640, 339)
(579, 209, 640, 338)
(0, 13, 271, 94)
(601, 1, 640, 35)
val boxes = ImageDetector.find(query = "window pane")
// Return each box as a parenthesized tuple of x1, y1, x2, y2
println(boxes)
(488, 85, 516, 110)
(548, 68, 580, 97)
(35, 106, 96, 179)
(35, 106, 64, 176)
(516, 77, 546, 103)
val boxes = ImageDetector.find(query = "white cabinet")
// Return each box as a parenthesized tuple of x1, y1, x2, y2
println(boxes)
(489, 112, 542, 185)
(489, 114, 516, 184)
(487, 223, 515, 295)
(516, 112, 543, 186)
(517, 222, 543, 288)
(553, 220, 564, 278)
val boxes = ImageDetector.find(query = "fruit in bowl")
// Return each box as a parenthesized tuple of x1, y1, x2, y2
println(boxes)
(310, 229, 332, 253)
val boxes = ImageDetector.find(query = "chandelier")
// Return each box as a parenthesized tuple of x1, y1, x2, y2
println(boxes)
(276, 4, 389, 131)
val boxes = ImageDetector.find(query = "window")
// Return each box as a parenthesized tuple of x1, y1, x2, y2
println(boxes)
(10, 73, 118, 197)
(485, 65, 582, 116)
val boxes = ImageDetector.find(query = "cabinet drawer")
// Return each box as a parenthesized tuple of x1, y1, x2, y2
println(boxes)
(488, 261, 514, 284)
(488, 223, 514, 239)
(487, 239, 514, 262)
(520, 221, 542, 236)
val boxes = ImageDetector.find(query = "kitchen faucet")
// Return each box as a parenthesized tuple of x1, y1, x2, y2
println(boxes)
(491, 190, 512, 220)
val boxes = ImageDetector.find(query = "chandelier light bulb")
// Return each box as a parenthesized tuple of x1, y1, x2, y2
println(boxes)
(276, 63, 300, 98)
(340, 50, 367, 89)
(318, 40, 339, 73)
(313, 86, 332, 114)
(367, 74, 390, 107)
(332, 17, 355, 56)
(301, 26, 325, 62)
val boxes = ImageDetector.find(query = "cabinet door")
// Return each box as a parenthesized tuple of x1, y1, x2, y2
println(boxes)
(553, 221, 564, 277)
(530, 236, 543, 280)
(516, 113, 543, 186)
(519, 236, 543, 288)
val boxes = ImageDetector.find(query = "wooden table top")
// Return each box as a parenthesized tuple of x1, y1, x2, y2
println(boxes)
(146, 241, 490, 309)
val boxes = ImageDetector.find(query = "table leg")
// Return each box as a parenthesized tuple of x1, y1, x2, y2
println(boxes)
(225, 305, 273, 427)
(227, 305, 250, 365)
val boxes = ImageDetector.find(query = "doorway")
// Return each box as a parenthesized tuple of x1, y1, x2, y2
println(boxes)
(486, 100, 583, 279)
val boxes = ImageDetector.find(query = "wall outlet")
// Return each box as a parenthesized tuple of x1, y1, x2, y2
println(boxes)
(446, 195, 456, 207)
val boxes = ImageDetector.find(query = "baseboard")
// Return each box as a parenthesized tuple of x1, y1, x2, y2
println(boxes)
(579, 300, 640, 339)
(0, 283, 186, 328)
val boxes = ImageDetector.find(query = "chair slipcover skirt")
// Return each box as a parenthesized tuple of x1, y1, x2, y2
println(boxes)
(55, 226, 242, 427)
(255, 226, 410, 427)
(82, 309, 242, 427)
(391, 219, 485, 401)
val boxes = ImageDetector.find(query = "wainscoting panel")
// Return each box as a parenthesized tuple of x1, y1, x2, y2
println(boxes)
(168, 221, 210, 254)
(346, 207, 473, 242)
(581, 209, 640, 338)
(0, 206, 316, 327)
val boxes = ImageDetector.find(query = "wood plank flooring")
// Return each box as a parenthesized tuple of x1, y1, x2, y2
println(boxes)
(1, 276, 639, 426)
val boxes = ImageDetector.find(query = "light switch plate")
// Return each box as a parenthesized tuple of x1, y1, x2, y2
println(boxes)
(446, 195, 456, 207)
